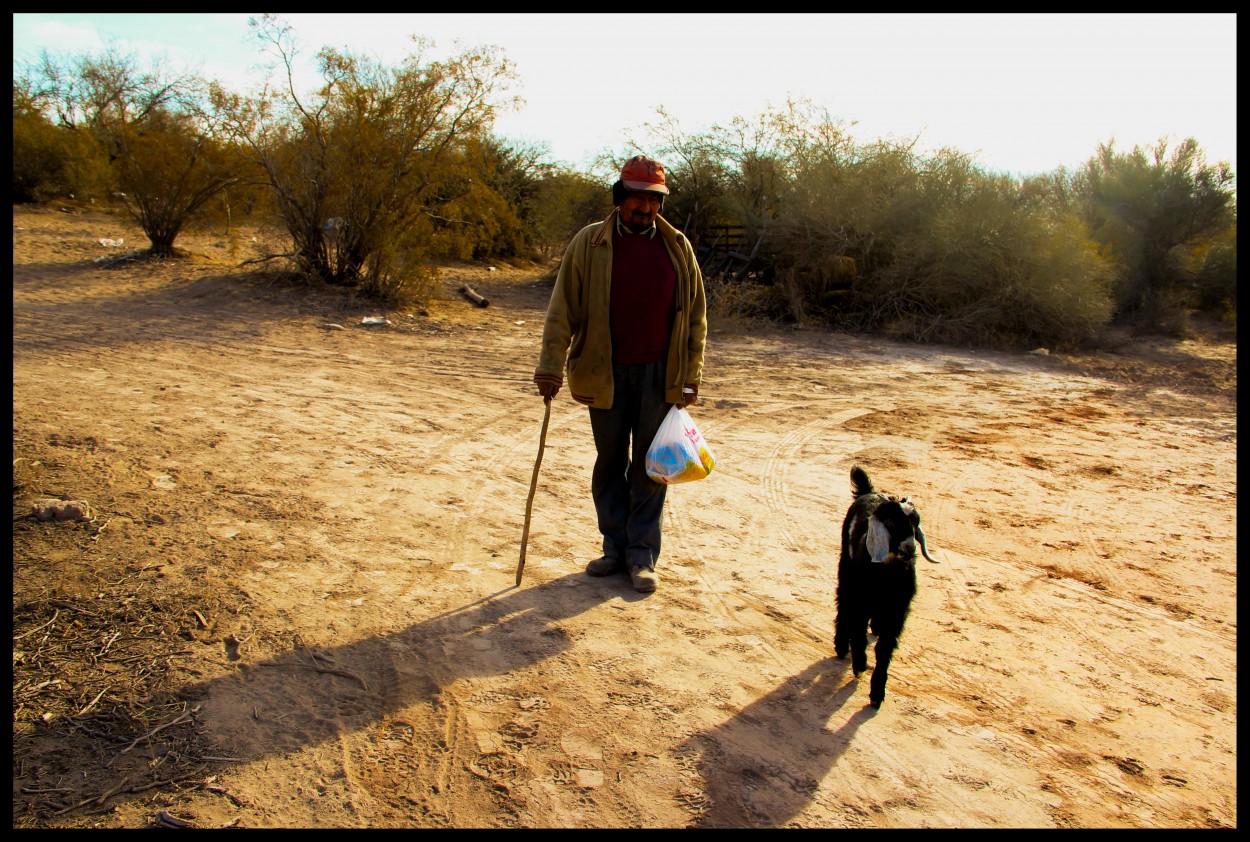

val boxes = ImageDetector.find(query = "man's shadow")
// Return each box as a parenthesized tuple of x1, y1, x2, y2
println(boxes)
(180, 572, 614, 762)
(677, 656, 878, 828)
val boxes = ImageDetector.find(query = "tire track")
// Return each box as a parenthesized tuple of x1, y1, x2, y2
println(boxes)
(933, 544, 1232, 646)
(758, 406, 874, 553)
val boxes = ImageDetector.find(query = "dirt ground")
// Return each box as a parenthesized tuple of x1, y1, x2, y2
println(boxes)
(11, 203, 1237, 829)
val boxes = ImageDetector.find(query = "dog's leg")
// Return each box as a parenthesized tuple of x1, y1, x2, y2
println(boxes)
(868, 605, 909, 708)
(834, 582, 852, 659)
(839, 560, 871, 674)
(850, 623, 870, 678)
(869, 631, 899, 708)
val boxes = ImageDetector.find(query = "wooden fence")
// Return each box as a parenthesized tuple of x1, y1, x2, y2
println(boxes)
(695, 224, 765, 280)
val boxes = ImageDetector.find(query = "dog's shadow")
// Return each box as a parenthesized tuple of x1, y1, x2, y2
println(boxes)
(677, 655, 877, 828)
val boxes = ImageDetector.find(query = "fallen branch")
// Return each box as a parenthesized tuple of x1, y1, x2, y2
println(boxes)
(52, 776, 130, 815)
(106, 703, 198, 766)
(258, 661, 370, 691)
(252, 635, 370, 690)
(75, 686, 110, 717)
(293, 633, 332, 667)
(311, 665, 370, 690)
(205, 783, 249, 807)
(97, 630, 122, 658)
(237, 253, 293, 267)
(157, 809, 193, 828)
(127, 768, 207, 794)
(14, 609, 58, 640)
(90, 517, 112, 541)
(459, 284, 490, 308)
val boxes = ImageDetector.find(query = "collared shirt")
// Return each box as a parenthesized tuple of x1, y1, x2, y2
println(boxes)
(615, 215, 657, 240)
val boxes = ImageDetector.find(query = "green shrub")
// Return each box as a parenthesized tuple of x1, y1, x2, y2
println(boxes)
(1077, 138, 1236, 324)
(1191, 231, 1237, 319)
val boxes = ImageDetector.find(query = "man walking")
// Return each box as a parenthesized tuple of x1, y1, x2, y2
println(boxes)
(533, 155, 707, 593)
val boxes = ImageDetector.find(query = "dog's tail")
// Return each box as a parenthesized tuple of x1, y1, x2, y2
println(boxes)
(850, 465, 874, 498)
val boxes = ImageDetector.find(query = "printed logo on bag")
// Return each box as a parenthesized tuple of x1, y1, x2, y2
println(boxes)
(645, 405, 716, 484)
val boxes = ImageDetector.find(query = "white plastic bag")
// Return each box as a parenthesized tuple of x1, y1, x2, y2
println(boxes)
(645, 405, 716, 485)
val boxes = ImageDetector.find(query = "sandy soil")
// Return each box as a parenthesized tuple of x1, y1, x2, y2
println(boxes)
(11, 203, 1237, 829)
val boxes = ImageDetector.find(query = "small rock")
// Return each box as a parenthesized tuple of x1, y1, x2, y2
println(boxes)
(31, 498, 95, 522)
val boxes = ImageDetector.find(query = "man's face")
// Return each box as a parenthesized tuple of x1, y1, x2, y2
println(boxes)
(619, 190, 662, 232)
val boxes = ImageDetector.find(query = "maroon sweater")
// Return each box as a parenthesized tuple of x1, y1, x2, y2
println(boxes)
(610, 227, 676, 364)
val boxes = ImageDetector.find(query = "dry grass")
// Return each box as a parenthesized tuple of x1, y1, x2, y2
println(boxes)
(11, 516, 230, 825)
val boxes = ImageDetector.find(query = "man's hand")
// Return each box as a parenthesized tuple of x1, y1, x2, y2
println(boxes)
(534, 374, 561, 399)
(681, 384, 699, 407)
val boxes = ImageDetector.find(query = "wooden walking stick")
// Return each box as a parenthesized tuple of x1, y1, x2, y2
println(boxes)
(516, 396, 552, 587)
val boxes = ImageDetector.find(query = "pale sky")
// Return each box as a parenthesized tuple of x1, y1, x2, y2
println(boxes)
(12, 13, 1238, 180)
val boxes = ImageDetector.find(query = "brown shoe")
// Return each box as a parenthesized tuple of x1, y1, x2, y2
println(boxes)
(629, 566, 658, 593)
(586, 556, 625, 576)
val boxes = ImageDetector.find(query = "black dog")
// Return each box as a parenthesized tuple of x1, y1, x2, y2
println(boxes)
(834, 465, 938, 708)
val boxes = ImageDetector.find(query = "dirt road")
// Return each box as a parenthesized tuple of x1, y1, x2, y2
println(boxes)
(11, 205, 1237, 828)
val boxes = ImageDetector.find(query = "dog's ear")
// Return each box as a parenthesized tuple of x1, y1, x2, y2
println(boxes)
(866, 515, 891, 563)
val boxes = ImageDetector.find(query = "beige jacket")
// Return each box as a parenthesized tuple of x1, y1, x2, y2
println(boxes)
(534, 210, 707, 409)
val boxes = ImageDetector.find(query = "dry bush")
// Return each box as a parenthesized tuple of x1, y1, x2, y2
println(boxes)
(705, 271, 794, 324)
(359, 262, 443, 311)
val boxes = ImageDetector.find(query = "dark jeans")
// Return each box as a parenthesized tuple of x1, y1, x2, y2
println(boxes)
(588, 360, 671, 570)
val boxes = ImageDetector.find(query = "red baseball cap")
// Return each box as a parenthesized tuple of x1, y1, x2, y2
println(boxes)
(620, 155, 669, 194)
